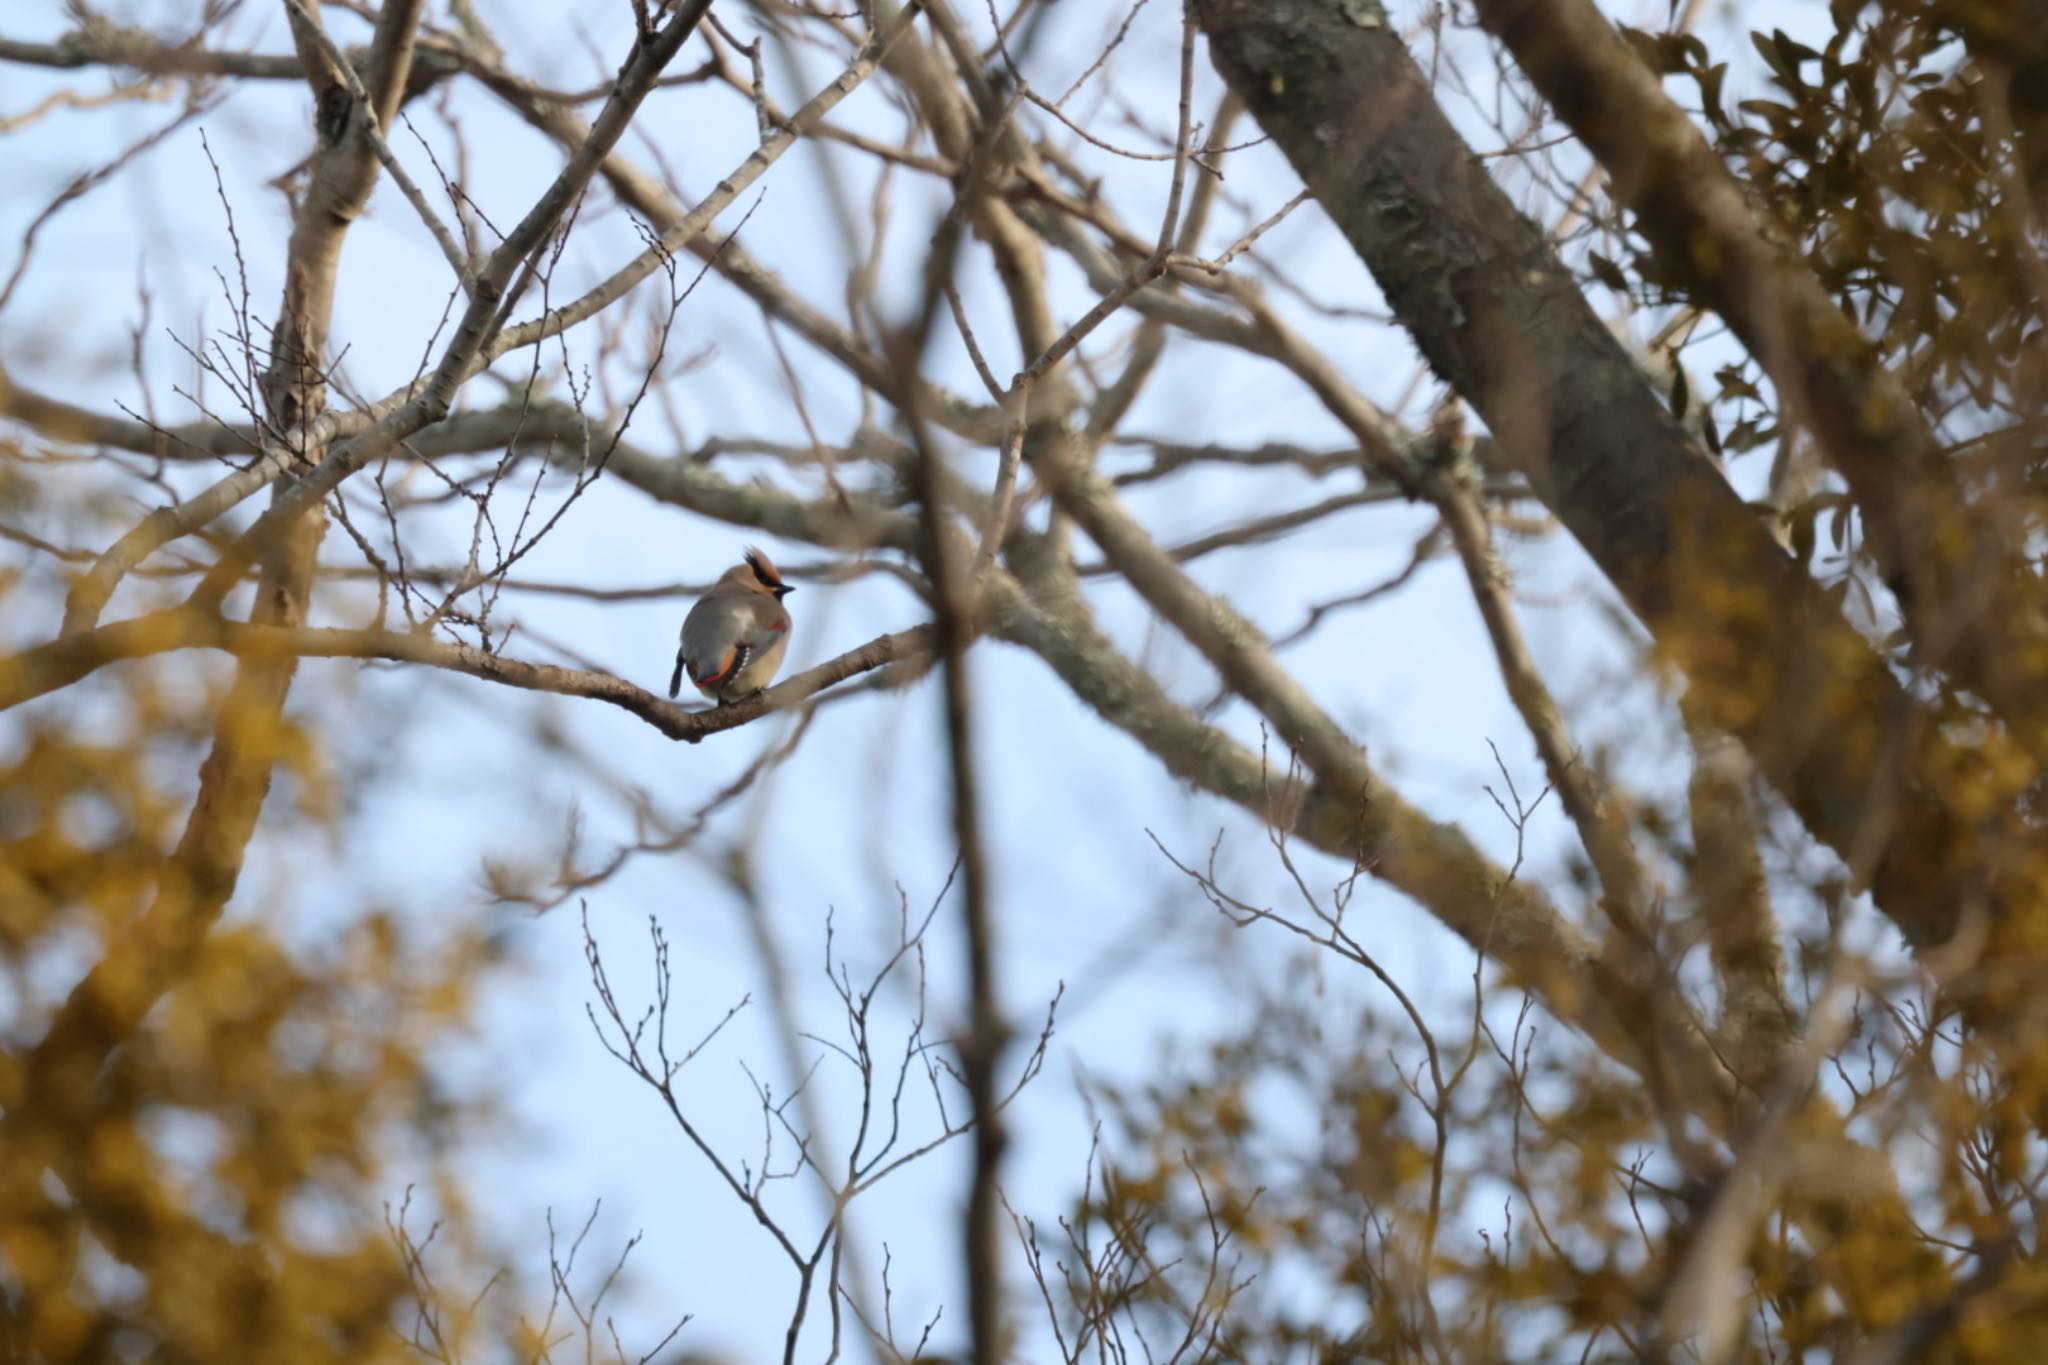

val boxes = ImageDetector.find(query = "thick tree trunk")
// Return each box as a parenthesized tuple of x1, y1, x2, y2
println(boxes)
(1192, 0, 2030, 963)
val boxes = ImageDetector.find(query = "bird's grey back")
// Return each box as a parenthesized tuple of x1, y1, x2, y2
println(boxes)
(681, 587, 781, 671)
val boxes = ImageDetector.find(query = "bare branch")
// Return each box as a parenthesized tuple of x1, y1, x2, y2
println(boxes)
(0, 607, 936, 742)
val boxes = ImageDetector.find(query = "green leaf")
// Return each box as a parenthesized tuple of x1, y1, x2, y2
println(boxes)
(1749, 30, 1795, 88)
(1790, 503, 1817, 565)
(1699, 63, 1729, 124)
(1619, 26, 1665, 74)
(1587, 251, 1630, 293)
(1714, 365, 1761, 403)
(1773, 29, 1821, 73)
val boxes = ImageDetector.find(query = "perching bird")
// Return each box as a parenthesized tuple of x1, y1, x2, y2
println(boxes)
(669, 549, 795, 704)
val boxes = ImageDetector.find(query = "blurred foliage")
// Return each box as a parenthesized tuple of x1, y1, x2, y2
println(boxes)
(1056, 3, 2048, 1361)
(0, 560, 512, 1361)
(1617, 0, 2048, 601)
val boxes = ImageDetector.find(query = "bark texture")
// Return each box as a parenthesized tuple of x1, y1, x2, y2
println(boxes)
(1193, 0, 2031, 964)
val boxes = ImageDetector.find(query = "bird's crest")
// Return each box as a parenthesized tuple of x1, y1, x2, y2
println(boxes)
(744, 548, 791, 597)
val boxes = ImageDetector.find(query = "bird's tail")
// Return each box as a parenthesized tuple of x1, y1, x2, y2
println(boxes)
(668, 652, 686, 698)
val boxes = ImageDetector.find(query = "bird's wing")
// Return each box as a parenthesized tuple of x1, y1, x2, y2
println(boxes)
(679, 593, 734, 684)
(692, 643, 746, 689)
(682, 592, 787, 690)
(742, 595, 791, 645)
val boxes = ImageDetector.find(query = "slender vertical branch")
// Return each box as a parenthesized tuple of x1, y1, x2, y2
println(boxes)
(928, 495, 1006, 1365)
(884, 11, 1019, 1349)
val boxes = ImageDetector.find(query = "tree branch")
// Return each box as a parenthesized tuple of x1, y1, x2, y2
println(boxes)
(1471, 0, 2048, 766)
(1193, 0, 2021, 971)
(0, 607, 934, 740)
(0, 0, 435, 1231)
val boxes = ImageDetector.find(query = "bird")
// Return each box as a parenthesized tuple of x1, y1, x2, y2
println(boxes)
(669, 548, 795, 705)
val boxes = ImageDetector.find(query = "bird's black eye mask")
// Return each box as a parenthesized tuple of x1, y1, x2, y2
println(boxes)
(744, 549, 793, 599)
